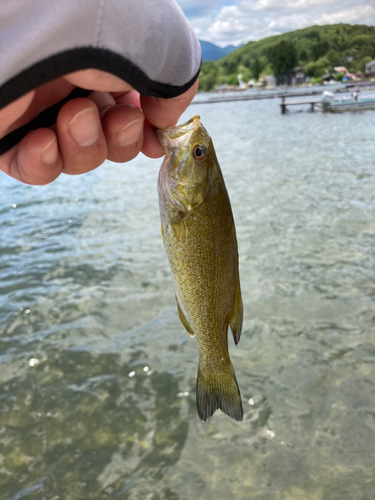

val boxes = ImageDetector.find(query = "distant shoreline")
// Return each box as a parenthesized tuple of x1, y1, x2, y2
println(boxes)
(193, 82, 375, 104)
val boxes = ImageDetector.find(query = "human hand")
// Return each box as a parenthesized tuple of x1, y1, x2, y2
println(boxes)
(0, 70, 198, 185)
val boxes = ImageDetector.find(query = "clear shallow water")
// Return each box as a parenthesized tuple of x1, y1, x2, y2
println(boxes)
(1, 99, 375, 499)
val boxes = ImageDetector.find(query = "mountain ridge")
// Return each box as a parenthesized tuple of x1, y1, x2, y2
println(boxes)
(199, 40, 244, 61)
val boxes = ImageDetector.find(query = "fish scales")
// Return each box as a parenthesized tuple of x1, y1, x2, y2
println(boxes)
(167, 194, 235, 364)
(157, 115, 243, 421)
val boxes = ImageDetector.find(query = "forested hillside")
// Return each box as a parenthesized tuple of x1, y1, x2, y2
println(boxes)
(199, 24, 375, 91)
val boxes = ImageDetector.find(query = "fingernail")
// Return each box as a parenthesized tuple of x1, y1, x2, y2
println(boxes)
(116, 118, 143, 147)
(41, 136, 58, 164)
(68, 107, 99, 147)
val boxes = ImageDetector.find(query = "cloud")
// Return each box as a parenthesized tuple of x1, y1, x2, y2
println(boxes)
(319, 4, 375, 24)
(175, 0, 375, 46)
(253, 0, 348, 11)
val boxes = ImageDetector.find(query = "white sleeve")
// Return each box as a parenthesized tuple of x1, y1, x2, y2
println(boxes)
(0, 0, 201, 107)
(0, 0, 201, 153)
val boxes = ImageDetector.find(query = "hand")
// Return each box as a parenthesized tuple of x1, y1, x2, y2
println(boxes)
(0, 70, 198, 185)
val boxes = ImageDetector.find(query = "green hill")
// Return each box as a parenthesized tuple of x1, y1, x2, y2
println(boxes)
(199, 24, 375, 91)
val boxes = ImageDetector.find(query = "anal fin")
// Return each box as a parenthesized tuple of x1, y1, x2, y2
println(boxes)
(230, 280, 243, 345)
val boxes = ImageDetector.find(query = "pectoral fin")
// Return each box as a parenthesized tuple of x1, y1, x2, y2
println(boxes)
(161, 224, 165, 247)
(175, 295, 195, 338)
(171, 219, 186, 245)
(230, 280, 243, 345)
(167, 208, 186, 245)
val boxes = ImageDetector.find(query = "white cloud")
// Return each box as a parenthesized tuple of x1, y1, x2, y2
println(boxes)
(253, 0, 349, 11)
(175, 0, 375, 46)
(318, 4, 375, 24)
(252, 0, 285, 11)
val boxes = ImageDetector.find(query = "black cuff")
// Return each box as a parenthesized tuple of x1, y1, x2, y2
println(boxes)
(0, 47, 201, 154)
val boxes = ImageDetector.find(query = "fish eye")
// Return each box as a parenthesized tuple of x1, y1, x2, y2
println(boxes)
(193, 145, 207, 162)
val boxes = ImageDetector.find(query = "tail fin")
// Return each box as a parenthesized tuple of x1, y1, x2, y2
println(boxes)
(196, 362, 243, 422)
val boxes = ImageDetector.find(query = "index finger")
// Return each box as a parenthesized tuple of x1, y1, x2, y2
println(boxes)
(140, 79, 199, 130)
(139, 79, 198, 159)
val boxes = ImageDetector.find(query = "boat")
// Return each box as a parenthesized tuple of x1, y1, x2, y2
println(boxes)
(322, 90, 375, 113)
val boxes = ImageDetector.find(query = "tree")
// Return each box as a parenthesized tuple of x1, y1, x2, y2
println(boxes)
(199, 61, 219, 91)
(326, 49, 341, 71)
(299, 50, 308, 62)
(304, 29, 320, 41)
(238, 64, 251, 82)
(334, 72, 345, 82)
(271, 40, 297, 82)
(352, 34, 374, 48)
(226, 73, 240, 85)
(221, 58, 238, 75)
(312, 41, 330, 60)
(304, 57, 329, 78)
(252, 57, 262, 80)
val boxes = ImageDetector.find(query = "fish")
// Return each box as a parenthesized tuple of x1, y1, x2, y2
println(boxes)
(156, 115, 243, 422)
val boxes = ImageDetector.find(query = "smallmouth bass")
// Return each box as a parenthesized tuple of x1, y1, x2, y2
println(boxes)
(157, 115, 243, 421)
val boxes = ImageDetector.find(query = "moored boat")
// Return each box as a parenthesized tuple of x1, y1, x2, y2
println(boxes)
(322, 90, 375, 113)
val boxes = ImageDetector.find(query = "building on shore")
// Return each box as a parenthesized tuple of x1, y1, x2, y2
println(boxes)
(333, 66, 348, 76)
(259, 75, 276, 88)
(365, 59, 375, 76)
(274, 67, 309, 86)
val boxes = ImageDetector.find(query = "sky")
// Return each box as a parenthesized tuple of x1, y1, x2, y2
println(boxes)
(175, 0, 375, 47)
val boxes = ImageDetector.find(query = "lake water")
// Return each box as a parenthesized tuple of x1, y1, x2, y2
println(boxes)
(1, 96, 375, 500)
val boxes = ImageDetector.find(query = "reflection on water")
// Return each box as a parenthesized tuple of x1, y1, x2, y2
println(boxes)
(1, 99, 375, 499)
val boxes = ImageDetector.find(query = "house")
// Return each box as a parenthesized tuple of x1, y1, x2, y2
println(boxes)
(274, 67, 308, 86)
(333, 66, 348, 75)
(365, 59, 375, 74)
(259, 75, 276, 88)
(321, 73, 333, 82)
(291, 67, 308, 85)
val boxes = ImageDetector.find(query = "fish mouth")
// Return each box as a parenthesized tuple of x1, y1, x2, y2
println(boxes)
(156, 115, 201, 153)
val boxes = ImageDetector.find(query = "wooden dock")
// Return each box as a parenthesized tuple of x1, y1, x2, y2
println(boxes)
(280, 97, 322, 114)
(191, 89, 323, 105)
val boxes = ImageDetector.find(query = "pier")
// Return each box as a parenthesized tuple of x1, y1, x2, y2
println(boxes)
(191, 89, 323, 105)
(280, 97, 322, 114)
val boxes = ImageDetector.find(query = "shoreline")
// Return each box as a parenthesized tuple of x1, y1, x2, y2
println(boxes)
(192, 82, 375, 105)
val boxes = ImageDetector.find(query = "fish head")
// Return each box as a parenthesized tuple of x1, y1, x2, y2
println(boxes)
(157, 115, 219, 212)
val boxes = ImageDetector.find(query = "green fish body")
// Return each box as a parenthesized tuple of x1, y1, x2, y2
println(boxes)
(157, 115, 243, 421)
